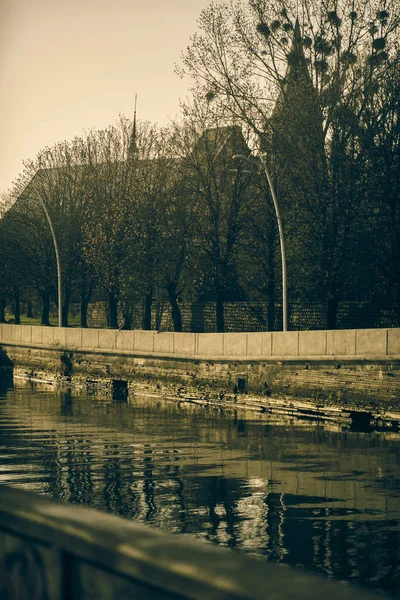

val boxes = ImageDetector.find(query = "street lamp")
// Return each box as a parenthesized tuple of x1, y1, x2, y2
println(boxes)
(37, 198, 62, 328)
(233, 153, 288, 332)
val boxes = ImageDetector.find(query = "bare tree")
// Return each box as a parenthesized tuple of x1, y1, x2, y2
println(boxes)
(179, 0, 400, 328)
(81, 118, 136, 328)
(172, 103, 256, 332)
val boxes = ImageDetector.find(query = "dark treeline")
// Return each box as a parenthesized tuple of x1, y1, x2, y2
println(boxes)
(1, 0, 399, 331)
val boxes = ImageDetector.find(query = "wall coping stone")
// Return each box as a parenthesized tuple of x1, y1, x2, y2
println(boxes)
(0, 325, 399, 362)
(0, 485, 379, 600)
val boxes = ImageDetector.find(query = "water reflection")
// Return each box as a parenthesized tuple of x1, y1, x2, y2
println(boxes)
(0, 378, 13, 396)
(0, 382, 399, 595)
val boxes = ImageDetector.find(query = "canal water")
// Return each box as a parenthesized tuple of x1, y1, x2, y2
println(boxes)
(0, 381, 399, 596)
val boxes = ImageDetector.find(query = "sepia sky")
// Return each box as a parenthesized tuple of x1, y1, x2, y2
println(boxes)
(0, 0, 216, 196)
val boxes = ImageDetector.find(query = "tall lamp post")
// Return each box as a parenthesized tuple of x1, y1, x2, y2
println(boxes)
(37, 197, 62, 328)
(233, 153, 288, 332)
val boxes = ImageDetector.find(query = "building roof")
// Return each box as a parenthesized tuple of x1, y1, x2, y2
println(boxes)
(13, 126, 249, 208)
(191, 126, 250, 162)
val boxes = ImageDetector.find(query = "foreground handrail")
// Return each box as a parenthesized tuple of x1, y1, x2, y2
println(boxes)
(0, 486, 379, 600)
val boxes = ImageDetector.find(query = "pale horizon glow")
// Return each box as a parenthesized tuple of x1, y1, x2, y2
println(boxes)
(0, 0, 215, 196)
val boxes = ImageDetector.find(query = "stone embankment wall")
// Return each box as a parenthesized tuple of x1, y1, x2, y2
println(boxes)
(1, 324, 400, 404)
(2, 323, 400, 358)
(0, 486, 377, 600)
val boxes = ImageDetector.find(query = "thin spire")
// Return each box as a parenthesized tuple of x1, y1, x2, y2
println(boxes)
(293, 18, 302, 50)
(133, 93, 137, 140)
(128, 94, 139, 159)
(286, 18, 308, 76)
(271, 17, 311, 118)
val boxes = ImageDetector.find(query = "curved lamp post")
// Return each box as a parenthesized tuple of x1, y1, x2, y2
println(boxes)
(37, 198, 62, 328)
(233, 153, 288, 332)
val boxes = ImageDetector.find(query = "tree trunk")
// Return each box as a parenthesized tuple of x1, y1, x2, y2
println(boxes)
(80, 279, 94, 328)
(167, 284, 182, 332)
(143, 288, 153, 330)
(267, 227, 276, 331)
(108, 291, 119, 329)
(121, 313, 132, 330)
(216, 288, 225, 333)
(326, 292, 338, 330)
(394, 274, 400, 328)
(41, 293, 51, 326)
(27, 300, 34, 318)
(396, 298, 400, 329)
(62, 287, 70, 327)
(80, 297, 89, 328)
(0, 297, 6, 323)
(267, 297, 275, 332)
(14, 289, 21, 325)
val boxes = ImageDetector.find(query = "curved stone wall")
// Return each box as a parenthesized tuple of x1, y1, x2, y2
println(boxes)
(1, 324, 399, 360)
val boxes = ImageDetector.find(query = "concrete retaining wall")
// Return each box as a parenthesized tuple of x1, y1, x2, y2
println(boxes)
(1, 323, 399, 360)
(0, 486, 377, 600)
(2, 325, 400, 403)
